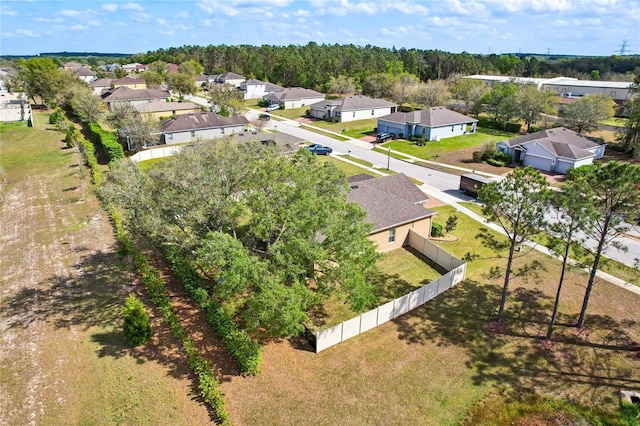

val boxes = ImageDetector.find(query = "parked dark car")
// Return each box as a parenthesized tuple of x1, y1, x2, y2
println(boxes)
(305, 144, 333, 155)
(376, 132, 394, 143)
(261, 139, 276, 146)
(258, 113, 270, 121)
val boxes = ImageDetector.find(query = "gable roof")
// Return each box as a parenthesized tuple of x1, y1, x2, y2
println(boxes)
(243, 78, 265, 85)
(75, 68, 96, 77)
(160, 112, 248, 133)
(218, 72, 245, 81)
(265, 82, 285, 92)
(91, 78, 114, 87)
(112, 76, 145, 85)
(102, 86, 170, 102)
(311, 95, 396, 112)
(265, 87, 324, 102)
(135, 101, 200, 114)
(380, 107, 477, 127)
(347, 173, 434, 233)
(503, 127, 604, 160)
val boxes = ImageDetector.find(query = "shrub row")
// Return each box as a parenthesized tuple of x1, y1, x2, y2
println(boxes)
(54, 111, 101, 185)
(112, 213, 231, 425)
(477, 118, 521, 134)
(163, 247, 263, 375)
(88, 122, 125, 163)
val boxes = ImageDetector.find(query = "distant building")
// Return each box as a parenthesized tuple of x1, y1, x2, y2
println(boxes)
(377, 107, 477, 141)
(309, 95, 397, 123)
(159, 112, 248, 144)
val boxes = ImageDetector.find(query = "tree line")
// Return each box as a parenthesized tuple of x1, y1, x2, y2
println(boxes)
(124, 43, 640, 88)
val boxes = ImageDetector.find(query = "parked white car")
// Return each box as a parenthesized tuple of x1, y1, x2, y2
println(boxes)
(266, 104, 280, 112)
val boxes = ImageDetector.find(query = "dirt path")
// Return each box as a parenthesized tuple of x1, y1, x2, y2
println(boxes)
(0, 116, 214, 425)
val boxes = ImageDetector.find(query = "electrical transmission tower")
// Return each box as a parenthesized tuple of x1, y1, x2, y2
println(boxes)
(615, 40, 631, 55)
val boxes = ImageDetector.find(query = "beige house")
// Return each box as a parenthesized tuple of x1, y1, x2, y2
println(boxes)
(347, 174, 435, 253)
(111, 76, 147, 90)
(135, 101, 203, 120)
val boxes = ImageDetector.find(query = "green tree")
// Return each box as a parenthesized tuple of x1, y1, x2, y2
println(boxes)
(412, 80, 452, 108)
(148, 60, 168, 75)
(390, 73, 419, 107)
(144, 71, 164, 89)
(562, 93, 614, 134)
(495, 55, 523, 75)
(16, 57, 64, 106)
(445, 215, 458, 234)
(179, 59, 204, 78)
(209, 84, 243, 115)
(514, 84, 557, 132)
(479, 167, 550, 323)
(71, 89, 107, 123)
(362, 73, 395, 99)
(102, 141, 380, 338)
(122, 294, 152, 347)
(545, 179, 595, 340)
(572, 162, 640, 328)
(166, 72, 195, 99)
(451, 78, 488, 114)
(119, 114, 159, 150)
(480, 81, 518, 124)
(620, 75, 640, 157)
(326, 74, 356, 96)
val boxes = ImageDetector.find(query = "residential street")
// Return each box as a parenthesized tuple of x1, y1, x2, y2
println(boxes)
(250, 110, 640, 270)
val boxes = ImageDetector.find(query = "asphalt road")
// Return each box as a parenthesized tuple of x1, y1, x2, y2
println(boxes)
(250, 110, 640, 269)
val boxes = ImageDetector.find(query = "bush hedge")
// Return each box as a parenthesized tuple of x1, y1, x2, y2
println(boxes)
(49, 107, 66, 125)
(478, 117, 521, 133)
(431, 223, 443, 238)
(163, 247, 263, 375)
(122, 294, 152, 347)
(88, 122, 125, 162)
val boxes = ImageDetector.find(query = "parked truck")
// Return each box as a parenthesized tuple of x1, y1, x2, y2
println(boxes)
(459, 173, 493, 197)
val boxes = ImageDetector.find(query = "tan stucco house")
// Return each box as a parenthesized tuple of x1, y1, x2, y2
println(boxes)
(347, 173, 435, 253)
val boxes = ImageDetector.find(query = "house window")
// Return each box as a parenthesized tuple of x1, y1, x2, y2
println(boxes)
(353, 112, 356, 118)
(388, 228, 396, 243)
(610, 91, 616, 97)
(221, 127, 225, 134)
(167, 134, 173, 141)
(451, 126, 454, 132)
(371, 109, 374, 115)
(190, 131, 195, 138)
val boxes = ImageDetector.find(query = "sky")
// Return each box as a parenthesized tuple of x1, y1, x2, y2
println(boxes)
(1, 0, 639, 57)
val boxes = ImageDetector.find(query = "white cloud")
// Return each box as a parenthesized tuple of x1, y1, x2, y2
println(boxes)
(1, 6, 17, 16)
(176, 11, 190, 19)
(102, 3, 118, 12)
(16, 29, 39, 37)
(427, 16, 461, 27)
(157, 18, 167, 25)
(121, 3, 144, 12)
(34, 17, 63, 23)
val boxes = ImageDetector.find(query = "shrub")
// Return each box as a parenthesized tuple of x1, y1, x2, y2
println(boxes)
(477, 117, 521, 133)
(122, 294, 152, 347)
(472, 151, 484, 162)
(445, 215, 458, 234)
(88, 122, 125, 162)
(49, 107, 66, 125)
(486, 158, 505, 167)
(431, 223, 443, 238)
(493, 151, 512, 163)
(257, 99, 269, 107)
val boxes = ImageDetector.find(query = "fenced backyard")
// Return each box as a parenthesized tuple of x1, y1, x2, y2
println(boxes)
(314, 230, 466, 352)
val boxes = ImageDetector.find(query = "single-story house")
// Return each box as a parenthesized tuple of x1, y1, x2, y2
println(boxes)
(111, 76, 147, 90)
(159, 112, 249, 144)
(263, 87, 325, 109)
(135, 101, 203, 120)
(377, 107, 478, 141)
(309, 95, 397, 123)
(122, 63, 148, 73)
(101, 86, 170, 108)
(496, 127, 606, 174)
(62, 61, 83, 71)
(90, 78, 114, 95)
(195, 74, 209, 89)
(347, 173, 435, 253)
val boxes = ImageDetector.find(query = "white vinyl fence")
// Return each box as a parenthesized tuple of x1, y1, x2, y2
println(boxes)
(129, 145, 184, 163)
(315, 230, 466, 352)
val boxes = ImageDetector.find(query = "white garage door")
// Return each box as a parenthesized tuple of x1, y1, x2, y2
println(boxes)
(555, 159, 574, 174)
(524, 155, 553, 172)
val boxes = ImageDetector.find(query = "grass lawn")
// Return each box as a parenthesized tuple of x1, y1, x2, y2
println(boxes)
(310, 117, 378, 138)
(307, 247, 446, 331)
(300, 124, 350, 140)
(0, 111, 213, 425)
(317, 155, 379, 178)
(221, 203, 640, 425)
(382, 127, 516, 161)
(459, 202, 640, 286)
(599, 117, 628, 127)
(338, 154, 372, 167)
(270, 106, 307, 120)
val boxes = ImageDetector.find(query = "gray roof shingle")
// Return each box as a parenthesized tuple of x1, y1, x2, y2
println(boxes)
(347, 174, 434, 233)
(311, 95, 396, 111)
(102, 86, 170, 102)
(380, 107, 477, 127)
(160, 112, 248, 133)
(504, 127, 604, 160)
